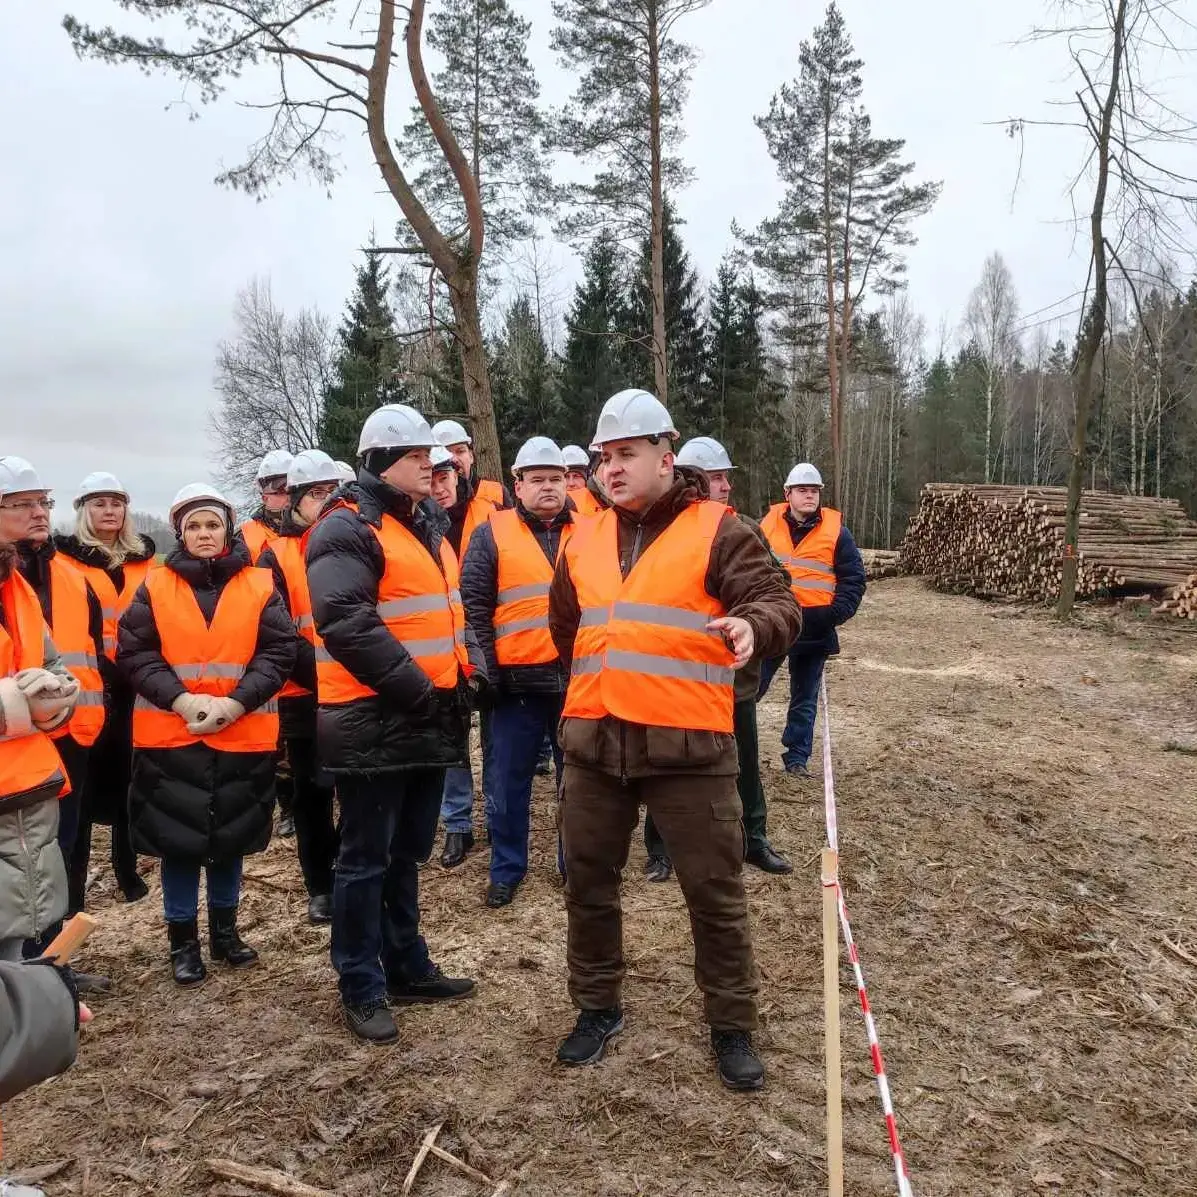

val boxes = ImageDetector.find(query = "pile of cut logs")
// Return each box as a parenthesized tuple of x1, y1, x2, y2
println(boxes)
(899, 483, 1197, 606)
(1156, 573, 1197, 619)
(860, 548, 901, 580)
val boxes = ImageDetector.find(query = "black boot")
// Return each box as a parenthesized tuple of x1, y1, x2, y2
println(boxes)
(440, 830, 474, 868)
(209, 907, 259, 969)
(167, 920, 206, 987)
(745, 843, 794, 875)
(556, 1007, 624, 1066)
(386, 963, 476, 1005)
(711, 1029, 765, 1091)
(644, 854, 673, 883)
(307, 893, 333, 924)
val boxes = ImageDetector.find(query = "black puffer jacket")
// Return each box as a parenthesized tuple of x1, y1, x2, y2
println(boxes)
(305, 471, 488, 775)
(117, 538, 296, 862)
(460, 503, 571, 695)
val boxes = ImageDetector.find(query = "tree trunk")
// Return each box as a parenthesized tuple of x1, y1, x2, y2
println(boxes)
(447, 275, 502, 480)
(886, 372, 897, 547)
(822, 109, 841, 507)
(1058, 0, 1127, 618)
(647, 2, 668, 405)
(984, 370, 994, 483)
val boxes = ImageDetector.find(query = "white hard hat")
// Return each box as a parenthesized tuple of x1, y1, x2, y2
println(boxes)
(430, 445, 456, 472)
(784, 463, 824, 489)
(74, 471, 129, 507)
(256, 449, 294, 482)
(432, 419, 472, 448)
(334, 460, 356, 484)
(561, 444, 591, 469)
(590, 389, 678, 449)
(358, 404, 438, 454)
(676, 436, 735, 473)
(169, 483, 233, 529)
(287, 449, 342, 490)
(512, 436, 567, 476)
(0, 456, 47, 497)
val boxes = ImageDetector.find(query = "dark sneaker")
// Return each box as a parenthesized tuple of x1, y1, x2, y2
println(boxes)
(784, 762, 811, 778)
(441, 830, 474, 868)
(644, 854, 673, 883)
(343, 999, 398, 1043)
(745, 844, 794, 875)
(277, 813, 296, 838)
(557, 1007, 624, 1066)
(122, 876, 150, 904)
(307, 893, 333, 924)
(711, 1029, 765, 1091)
(486, 882, 517, 908)
(386, 963, 476, 1005)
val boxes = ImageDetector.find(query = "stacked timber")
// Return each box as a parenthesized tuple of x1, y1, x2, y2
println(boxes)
(1157, 573, 1197, 619)
(899, 483, 1197, 604)
(861, 549, 901, 580)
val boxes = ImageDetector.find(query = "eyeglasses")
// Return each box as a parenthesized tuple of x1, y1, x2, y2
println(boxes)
(304, 485, 338, 502)
(1, 498, 54, 512)
(259, 479, 289, 496)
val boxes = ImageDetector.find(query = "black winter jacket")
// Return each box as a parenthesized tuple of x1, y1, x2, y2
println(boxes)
(779, 507, 866, 657)
(305, 471, 488, 775)
(444, 470, 512, 556)
(460, 503, 572, 696)
(117, 538, 296, 862)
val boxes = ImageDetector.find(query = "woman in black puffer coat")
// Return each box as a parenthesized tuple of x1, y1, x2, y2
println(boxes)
(118, 486, 295, 987)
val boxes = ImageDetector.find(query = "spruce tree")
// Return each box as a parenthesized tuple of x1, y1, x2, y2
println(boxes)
(322, 254, 403, 461)
(559, 234, 634, 447)
(491, 294, 561, 463)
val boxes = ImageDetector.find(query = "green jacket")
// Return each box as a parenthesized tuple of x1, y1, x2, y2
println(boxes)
(0, 959, 78, 1106)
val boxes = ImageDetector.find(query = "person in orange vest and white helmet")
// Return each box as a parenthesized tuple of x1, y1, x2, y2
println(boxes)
(238, 450, 294, 565)
(460, 436, 574, 909)
(757, 463, 865, 777)
(119, 484, 296, 987)
(561, 444, 605, 518)
(547, 390, 802, 1091)
(0, 459, 111, 988)
(306, 404, 485, 1044)
(257, 450, 343, 926)
(55, 469, 155, 910)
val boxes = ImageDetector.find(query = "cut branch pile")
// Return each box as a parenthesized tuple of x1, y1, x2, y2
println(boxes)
(861, 549, 901, 580)
(898, 483, 1197, 605)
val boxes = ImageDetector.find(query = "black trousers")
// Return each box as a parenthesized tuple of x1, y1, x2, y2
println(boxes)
(286, 733, 339, 898)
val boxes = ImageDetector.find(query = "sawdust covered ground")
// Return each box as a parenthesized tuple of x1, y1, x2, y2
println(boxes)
(6, 577, 1197, 1196)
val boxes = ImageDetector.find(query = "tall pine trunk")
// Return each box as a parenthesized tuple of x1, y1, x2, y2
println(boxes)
(647, 2, 668, 405)
(447, 276, 502, 479)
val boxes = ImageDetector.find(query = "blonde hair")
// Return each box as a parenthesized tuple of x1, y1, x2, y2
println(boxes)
(75, 500, 148, 567)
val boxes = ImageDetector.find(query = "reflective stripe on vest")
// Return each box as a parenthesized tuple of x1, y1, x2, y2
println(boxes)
(490, 508, 571, 667)
(460, 481, 503, 558)
(315, 502, 469, 703)
(0, 573, 69, 800)
(46, 557, 106, 747)
(268, 533, 317, 700)
(55, 554, 153, 660)
(239, 518, 273, 565)
(759, 504, 842, 608)
(561, 501, 734, 734)
(132, 566, 280, 752)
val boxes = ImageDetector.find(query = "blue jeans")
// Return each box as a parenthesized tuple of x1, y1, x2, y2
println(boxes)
(440, 709, 495, 834)
(161, 857, 243, 922)
(757, 649, 827, 769)
(332, 768, 443, 1005)
(489, 694, 564, 888)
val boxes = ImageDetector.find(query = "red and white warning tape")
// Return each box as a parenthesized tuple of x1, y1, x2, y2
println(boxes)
(819, 674, 914, 1197)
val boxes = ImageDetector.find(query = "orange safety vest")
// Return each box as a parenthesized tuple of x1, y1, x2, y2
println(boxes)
(57, 553, 153, 660)
(0, 572, 68, 804)
(490, 509, 572, 668)
(460, 479, 504, 558)
(45, 558, 105, 747)
(568, 487, 604, 518)
(239, 518, 273, 565)
(268, 532, 319, 700)
(561, 501, 735, 734)
(316, 503, 469, 703)
(759, 504, 842, 608)
(131, 566, 280, 752)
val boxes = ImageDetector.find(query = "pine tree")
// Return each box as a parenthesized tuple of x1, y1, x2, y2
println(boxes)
(322, 253, 403, 461)
(401, 0, 549, 261)
(550, 0, 711, 405)
(559, 234, 634, 446)
(491, 294, 561, 463)
(628, 199, 706, 429)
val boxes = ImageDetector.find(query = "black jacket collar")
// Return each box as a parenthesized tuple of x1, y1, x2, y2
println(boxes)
(54, 532, 156, 569)
(164, 536, 252, 588)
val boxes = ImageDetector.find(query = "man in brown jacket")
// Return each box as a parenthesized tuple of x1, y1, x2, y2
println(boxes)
(548, 390, 803, 1091)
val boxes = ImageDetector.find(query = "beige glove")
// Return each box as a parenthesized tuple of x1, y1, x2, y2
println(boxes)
(15, 668, 80, 726)
(172, 692, 216, 735)
(201, 697, 246, 732)
(0, 676, 34, 738)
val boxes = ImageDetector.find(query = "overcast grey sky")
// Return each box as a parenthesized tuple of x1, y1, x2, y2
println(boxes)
(3, 0, 1109, 514)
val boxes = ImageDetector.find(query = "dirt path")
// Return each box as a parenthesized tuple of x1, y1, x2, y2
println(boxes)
(6, 578, 1197, 1195)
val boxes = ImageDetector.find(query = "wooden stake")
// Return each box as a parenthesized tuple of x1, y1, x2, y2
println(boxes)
(41, 912, 97, 964)
(821, 848, 844, 1197)
(205, 1159, 334, 1196)
(401, 1120, 445, 1196)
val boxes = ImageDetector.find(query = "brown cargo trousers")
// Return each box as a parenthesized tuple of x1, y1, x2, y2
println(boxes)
(560, 765, 760, 1030)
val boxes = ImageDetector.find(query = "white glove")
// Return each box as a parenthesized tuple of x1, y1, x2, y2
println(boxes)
(15, 669, 80, 722)
(172, 692, 216, 735)
(0, 676, 34, 739)
(201, 697, 246, 732)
